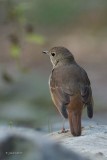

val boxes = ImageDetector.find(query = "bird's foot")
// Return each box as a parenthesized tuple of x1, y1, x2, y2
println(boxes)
(58, 128, 68, 134)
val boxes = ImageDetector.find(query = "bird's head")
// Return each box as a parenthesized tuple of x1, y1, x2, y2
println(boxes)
(43, 47, 75, 67)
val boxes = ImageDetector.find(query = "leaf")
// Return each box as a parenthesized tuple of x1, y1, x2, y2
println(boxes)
(26, 33, 45, 45)
(10, 44, 21, 59)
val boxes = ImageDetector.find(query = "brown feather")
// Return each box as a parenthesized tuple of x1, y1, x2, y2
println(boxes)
(68, 94, 83, 136)
(47, 47, 93, 136)
(68, 110, 82, 136)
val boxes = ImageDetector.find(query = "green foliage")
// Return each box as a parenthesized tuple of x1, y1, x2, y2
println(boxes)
(14, 2, 31, 23)
(10, 44, 21, 59)
(29, 0, 77, 26)
(20, 0, 107, 28)
(26, 33, 45, 45)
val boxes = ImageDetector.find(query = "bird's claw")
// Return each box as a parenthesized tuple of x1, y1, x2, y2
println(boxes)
(58, 128, 68, 134)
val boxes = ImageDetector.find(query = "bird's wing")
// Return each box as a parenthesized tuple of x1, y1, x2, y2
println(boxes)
(79, 67, 92, 103)
(49, 65, 93, 118)
(49, 69, 72, 119)
(79, 67, 93, 118)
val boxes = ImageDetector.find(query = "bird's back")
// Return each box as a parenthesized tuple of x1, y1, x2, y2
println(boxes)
(50, 63, 90, 94)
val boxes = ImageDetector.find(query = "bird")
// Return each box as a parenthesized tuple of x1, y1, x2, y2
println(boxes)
(43, 47, 93, 136)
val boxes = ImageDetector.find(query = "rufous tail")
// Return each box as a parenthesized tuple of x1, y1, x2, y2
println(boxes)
(68, 110, 82, 136)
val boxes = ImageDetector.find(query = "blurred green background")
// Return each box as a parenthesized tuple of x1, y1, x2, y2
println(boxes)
(0, 0, 107, 131)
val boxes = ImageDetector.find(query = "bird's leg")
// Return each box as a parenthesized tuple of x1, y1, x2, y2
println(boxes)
(58, 119, 68, 134)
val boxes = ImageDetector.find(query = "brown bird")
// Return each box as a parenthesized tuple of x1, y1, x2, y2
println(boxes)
(43, 47, 93, 136)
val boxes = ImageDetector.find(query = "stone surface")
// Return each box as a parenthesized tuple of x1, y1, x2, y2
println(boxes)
(0, 126, 89, 160)
(0, 124, 107, 160)
(49, 123, 107, 160)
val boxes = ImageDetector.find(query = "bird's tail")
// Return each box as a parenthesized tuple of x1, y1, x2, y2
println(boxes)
(68, 110, 81, 136)
(87, 97, 93, 118)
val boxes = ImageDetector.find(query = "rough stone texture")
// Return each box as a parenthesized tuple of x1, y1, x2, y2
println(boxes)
(49, 124, 107, 160)
(0, 126, 89, 160)
(0, 124, 107, 160)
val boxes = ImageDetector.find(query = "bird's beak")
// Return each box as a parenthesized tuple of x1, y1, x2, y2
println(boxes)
(42, 50, 48, 54)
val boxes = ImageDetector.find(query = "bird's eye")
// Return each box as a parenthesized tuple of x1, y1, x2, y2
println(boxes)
(51, 52, 56, 56)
